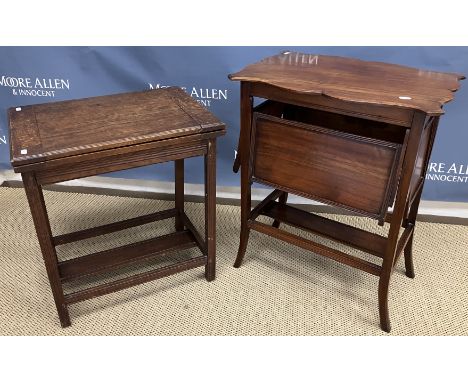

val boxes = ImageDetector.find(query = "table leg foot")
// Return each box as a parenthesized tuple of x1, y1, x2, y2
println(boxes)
(404, 235, 415, 279)
(205, 265, 215, 282)
(58, 305, 71, 328)
(378, 273, 392, 333)
(380, 320, 391, 333)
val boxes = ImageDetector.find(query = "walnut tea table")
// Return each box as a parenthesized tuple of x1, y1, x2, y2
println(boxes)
(9, 87, 226, 327)
(229, 52, 464, 332)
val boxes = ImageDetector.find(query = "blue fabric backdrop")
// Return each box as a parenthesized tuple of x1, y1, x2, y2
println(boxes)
(0, 47, 467, 202)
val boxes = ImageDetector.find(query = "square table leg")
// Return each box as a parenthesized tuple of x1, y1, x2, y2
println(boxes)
(204, 139, 216, 281)
(21, 172, 71, 328)
(175, 159, 185, 232)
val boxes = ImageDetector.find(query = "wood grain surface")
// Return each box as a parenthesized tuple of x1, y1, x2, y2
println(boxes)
(251, 113, 402, 218)
(229, 51, 464, 115)
(9, 87, 225, 166)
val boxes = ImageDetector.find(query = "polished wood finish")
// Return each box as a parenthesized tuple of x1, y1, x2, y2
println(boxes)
(248, 82, 417, 127)
(271, 191, 288, 229)
(250, 188, 284, 220)
(32, 136, 210, 185)
(10, 87, 225, 327)
(21, 172, 70, 327)
(58, 230, 197, 281)
(229, 51, 464, 115)
(9, 87, 221, 166)
(251, 113, 402, 219)
(175, 159, 185, 231)
(53, 209, 178, 246)
(204, 138, 217, 281)
(64, 256, 207, 305)
(234, 82, 253, 269)
(260, 201, 387, 258)
(249, 220, 382, 277)
(230, 52, 463, 332)
(394, 224, 415, 268)
(180, 212, 206, 254)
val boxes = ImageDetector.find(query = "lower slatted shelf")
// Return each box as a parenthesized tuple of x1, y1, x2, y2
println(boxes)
(249, 220, 382, 276)
(64, 255, 207, 304)
(258, 200, 387, 258)
(58, 230, 197, 282)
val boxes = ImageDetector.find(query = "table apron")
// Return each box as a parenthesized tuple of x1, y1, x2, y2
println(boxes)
(249, 82, 415, 127)
(33, 140, 208, 185)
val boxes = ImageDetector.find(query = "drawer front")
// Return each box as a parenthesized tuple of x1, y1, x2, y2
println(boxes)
(251, 113, 402, 218)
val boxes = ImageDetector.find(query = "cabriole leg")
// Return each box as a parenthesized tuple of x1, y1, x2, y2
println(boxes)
(233, 82, 253, 268)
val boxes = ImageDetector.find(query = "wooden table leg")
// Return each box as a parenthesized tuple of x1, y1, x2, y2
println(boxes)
(233, 136, 241, 173)
(21, 172, 71, 328)
(378, 111, 426, 333)
(403, 186, 424, 279)
(402, 116, 440, 279)
(234, 82, 253, 268)
(175, 159, 185, 231)
(205, 139, 217, 281)
(272, 192, 288, 228)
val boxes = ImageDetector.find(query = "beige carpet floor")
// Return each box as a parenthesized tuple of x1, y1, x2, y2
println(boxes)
(0, 186, 467, 335)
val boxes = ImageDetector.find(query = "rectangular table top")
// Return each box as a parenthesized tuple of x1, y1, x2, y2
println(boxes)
(9, 87, 225, 167)
(229, 52, 464, 116)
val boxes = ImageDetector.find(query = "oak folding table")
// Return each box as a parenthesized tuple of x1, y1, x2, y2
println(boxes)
(9, 87, 225, 327)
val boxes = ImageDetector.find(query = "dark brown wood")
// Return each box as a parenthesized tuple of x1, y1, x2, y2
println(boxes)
(249, 221, 382, 277)
(204, 138, 217, 281)
(54, 209, 178, 246)
(9, 87, 224, 167)
(229, 52, 463, 332)
(229, 52, 464, 116)
(10, 87, 225, 327)
(35, 138, 208, 185)
(283, 103, 411, 224)
(378, 112, 427, 332)
(250, 82, 416, 127)
(180, 212, 206, 254)
(249, 188, 284, 220)
(259, 201, 387, 258)
(251, 113, 403, 219)
(393, 224, 415, 268)
(254, 99, 287, 116)
(234, 82, 253, 268)
(271, 192, 288, 229)
(284, 104, 408, 143)
(58, 230, 197, 281)
(401, 117, 441, 278)
(64, 256, 207, 305)
(233, 100, 286, 173)
(21, 172, 70, 328)
(13, 131, 218, 174)
(175, 159, 185, 231)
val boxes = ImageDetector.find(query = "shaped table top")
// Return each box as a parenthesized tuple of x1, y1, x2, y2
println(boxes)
(229, 51, 464, 116)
